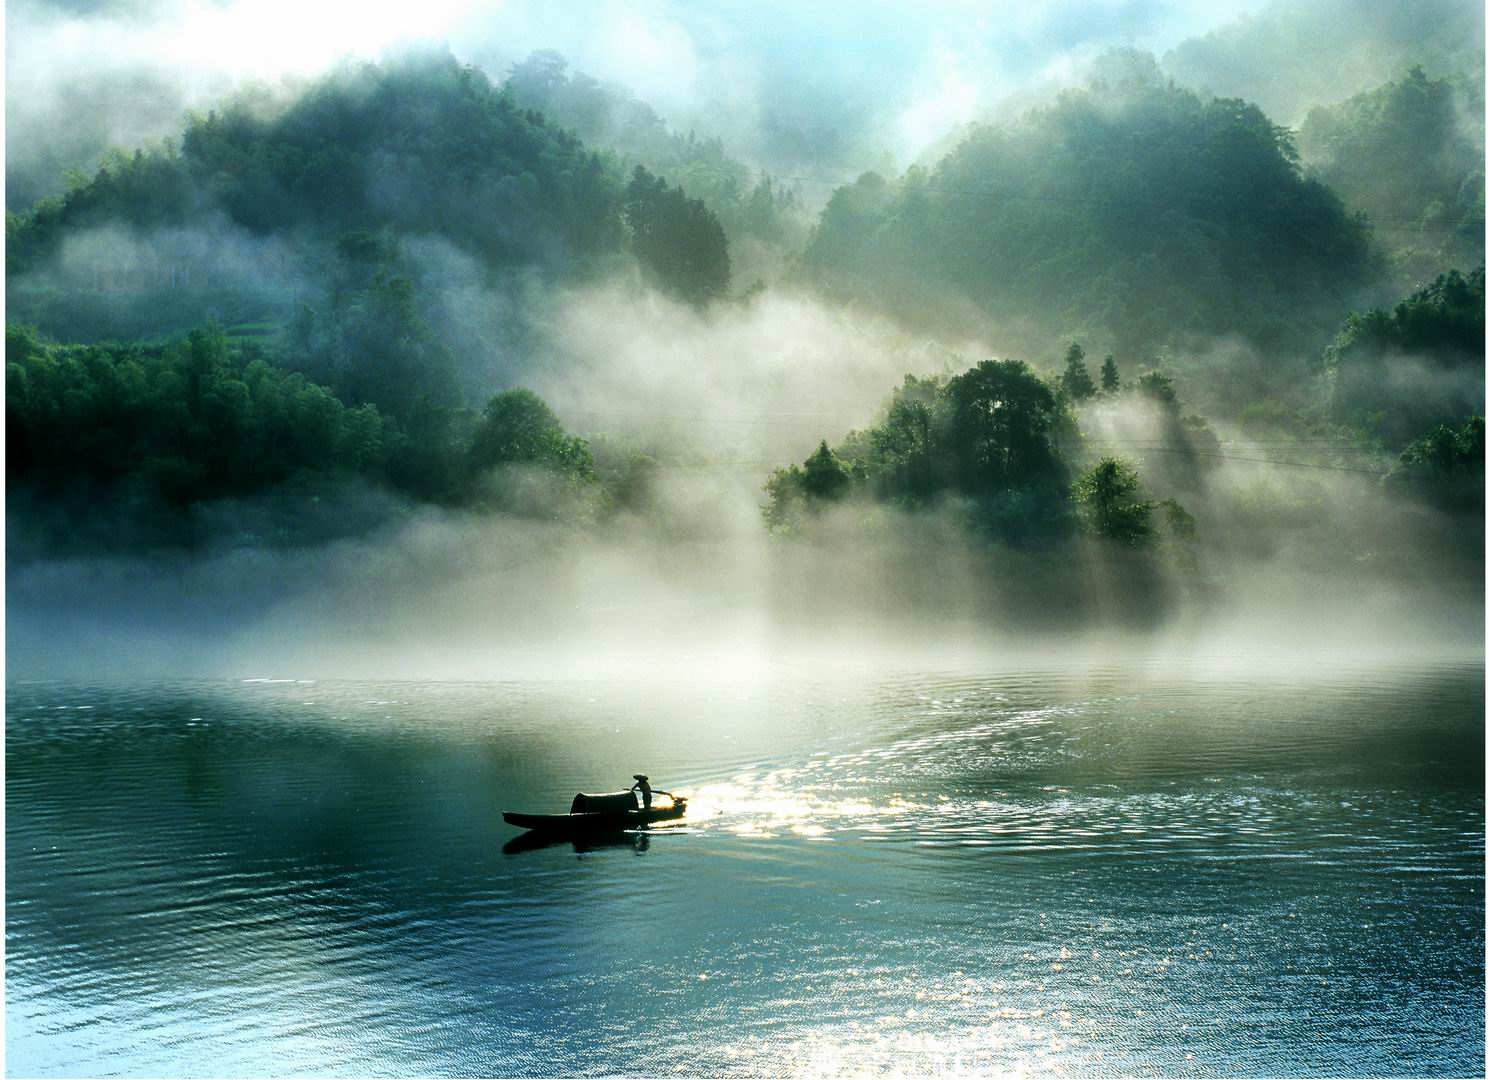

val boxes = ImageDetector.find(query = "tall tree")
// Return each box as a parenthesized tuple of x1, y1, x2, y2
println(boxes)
(624, 166, 731, 305)
(1100, 355, 1121, 393)
(1073, 457, 1155, 546)
(1060, 343, 1097, 400)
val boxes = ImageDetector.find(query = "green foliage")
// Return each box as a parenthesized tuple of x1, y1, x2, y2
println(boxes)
(1237, 397, 1305, 438)
(1161, 0, 1484, 124)
(1099, 354, 1121, 393)
(1156, 497, 1200, 574)
(7, 322, 599, 549)
(382, 396, 476, 504)
(623, 166, 731, 304)
(764, 359, 1076, 544)
(9, 51, 626, 281)
(1326, 267, 1485, 359)
(1072, 457, 1155, 547)
(288, 247, 463, 418)
(799, 81, 1375, 356)
(942, 360, 1070, 503)
(1118, 369, 1223, 491)
(1059, 343, 1096, 400)
(4, 50, 739, 350)
(468, 389, 594, 477)
(6, 322, 395, 508)
(1298, 67, 1484, 281)
(503, 51, 809, 264)
(801, 440, 851, 500)
(1320, 267, 1485, 440)
(1136, 371, 1179, 410)
(760, 440, 852, 533)
(1391, 414, 1484, 512)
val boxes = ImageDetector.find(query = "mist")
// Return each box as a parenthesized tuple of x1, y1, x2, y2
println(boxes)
(9, 0, 1277, 206)
(7, 13, 1486, 1080)
(9, 266, 1482, 681)
(7, 0, 1484, 685)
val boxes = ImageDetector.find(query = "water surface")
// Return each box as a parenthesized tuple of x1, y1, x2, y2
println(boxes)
(7, 655, 1484, 1076)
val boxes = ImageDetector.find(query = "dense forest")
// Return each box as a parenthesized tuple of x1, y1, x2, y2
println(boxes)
(1160, 0, 1484, 123)
(5, 9, 1484, 627)
(5, 321, 634, 554)
(6, 49, 734, 348)
(502, 50, 811, 285)
(1296, 67, 1485, 281)
(797, 76, 1376, 361)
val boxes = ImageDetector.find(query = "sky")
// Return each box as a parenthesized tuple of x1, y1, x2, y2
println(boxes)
(6, 0, 1274, 202)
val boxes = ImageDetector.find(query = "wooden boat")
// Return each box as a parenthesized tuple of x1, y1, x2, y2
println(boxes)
(503, 790, 687, 834)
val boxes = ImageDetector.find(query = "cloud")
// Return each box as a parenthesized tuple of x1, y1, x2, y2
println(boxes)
(7, 0, 1272, 206)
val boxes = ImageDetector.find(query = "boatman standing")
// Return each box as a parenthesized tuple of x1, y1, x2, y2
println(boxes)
(630, 774, 653, 810)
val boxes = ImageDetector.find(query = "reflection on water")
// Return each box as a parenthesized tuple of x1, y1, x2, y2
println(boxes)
(503, 830, 661, 856)
(6, 656, 1485, 1077)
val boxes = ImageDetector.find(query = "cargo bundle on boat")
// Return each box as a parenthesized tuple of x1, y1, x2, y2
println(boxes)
(503, 788, 686, 835)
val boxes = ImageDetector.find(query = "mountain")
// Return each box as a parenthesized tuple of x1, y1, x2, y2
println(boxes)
(798, 78, 1379, 369)
(1161, 0, 1484, 124)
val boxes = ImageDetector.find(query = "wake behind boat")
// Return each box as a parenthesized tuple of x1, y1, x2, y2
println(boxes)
(503, 785, 687, 836)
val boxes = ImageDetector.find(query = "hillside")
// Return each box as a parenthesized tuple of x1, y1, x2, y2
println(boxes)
(1297, 67, 1485, 284)
(797, 79, 1379, 368)
(6, 48, 731, 349)
(1161, 0, 1484, 124)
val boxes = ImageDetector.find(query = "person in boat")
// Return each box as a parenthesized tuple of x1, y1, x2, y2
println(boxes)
(630, 774, 653, 810)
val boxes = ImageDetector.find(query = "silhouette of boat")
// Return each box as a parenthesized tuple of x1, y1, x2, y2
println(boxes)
(502, 789, 687, 835)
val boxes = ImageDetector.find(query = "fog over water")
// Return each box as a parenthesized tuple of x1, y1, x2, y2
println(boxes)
(8, 273, 1481, 682)
(5, 3, 1483, 1075)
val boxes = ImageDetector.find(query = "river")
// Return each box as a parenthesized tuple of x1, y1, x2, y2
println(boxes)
(6, 652, 1483, 1076)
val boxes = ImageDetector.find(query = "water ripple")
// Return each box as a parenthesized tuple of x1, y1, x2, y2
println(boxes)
(6, 661, 1484, 1077)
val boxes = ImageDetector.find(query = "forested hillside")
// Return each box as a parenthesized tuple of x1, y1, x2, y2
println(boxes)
(503, 50, 810, 283)
(798, 79, 1377, 363)
(5, 322, 629, 553)
(1297, 67, 1484, 282)
(6, 49, 733, 346)
(4, 23, 1482, 593)
(1161, 0, 1484, 123)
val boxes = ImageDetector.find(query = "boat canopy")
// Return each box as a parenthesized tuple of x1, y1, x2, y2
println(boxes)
(569, 791, 638, 814)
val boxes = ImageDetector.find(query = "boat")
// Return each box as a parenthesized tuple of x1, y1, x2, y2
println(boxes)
(502, 789, 687, 835)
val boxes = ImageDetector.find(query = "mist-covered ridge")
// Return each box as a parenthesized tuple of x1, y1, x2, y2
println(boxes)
(5, 1, 1485, 669)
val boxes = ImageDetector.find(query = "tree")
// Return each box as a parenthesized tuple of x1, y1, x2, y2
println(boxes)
(801, 440, 850, 500)
(943, 359, 1067, 495)
(1136, 371, 1179, 410)
(1059, 343, 1096, 400)
(624, 165, 731, 305)
(331, 271, 462, 419)
(1297, 67, 1484, 279)
(467, 389, 592, 477)
(1072, 457, 1155, 546)
(1100, 355, 1121, 393)
(763, 358, 1077, 544)
(1157, 497, 1199, 573)
(1320, 268, 1485, 441)
(1391, 415, 1484, 512)
(504, 50, 569, 113)
(6, 323, 407, 535)
(798, 76, 1375, 357)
